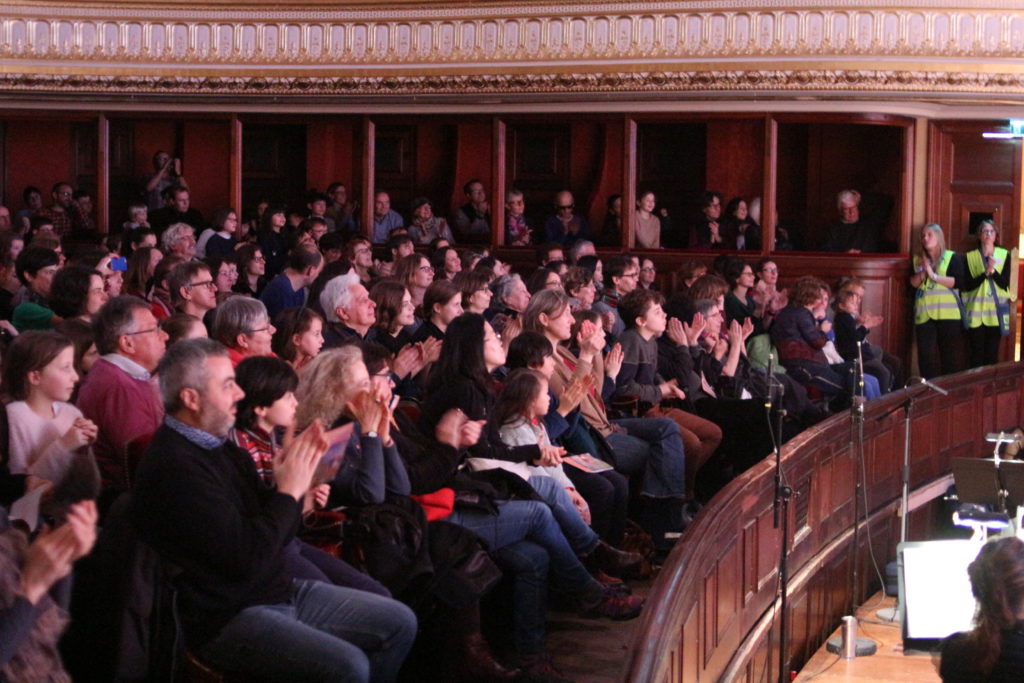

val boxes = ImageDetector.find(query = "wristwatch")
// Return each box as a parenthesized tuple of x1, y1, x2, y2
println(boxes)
(365, 430, 378, 438)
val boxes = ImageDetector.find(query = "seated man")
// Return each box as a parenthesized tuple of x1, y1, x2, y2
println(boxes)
(150, 186, 205, 235)
(168, 261, 219, 322)
(77, 296, 167, 494)
(372, 192, 404, 244)
(325, 182, 359, 235)
(453, 178, 491, 244)
(131, 339, 416, 681)
(320, 271, 377, 347)
(822, 189, 879, 253)
(259, 247, 323, 320)
(543, 191, 590, 246)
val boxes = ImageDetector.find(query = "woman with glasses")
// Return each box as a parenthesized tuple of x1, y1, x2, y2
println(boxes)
(454, 270, 493, 315)
(393, 253, 434, 310)
(211, 296, 277, 367)
(232, 244, 268, 298)
(962, 219, 1013, 368)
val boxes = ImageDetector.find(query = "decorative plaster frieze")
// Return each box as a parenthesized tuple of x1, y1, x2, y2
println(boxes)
(0, 2, 1023, 98)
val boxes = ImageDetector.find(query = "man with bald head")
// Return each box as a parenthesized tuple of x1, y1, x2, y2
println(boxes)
(544, 190, 591, 246)
(372, 191, 405, 243)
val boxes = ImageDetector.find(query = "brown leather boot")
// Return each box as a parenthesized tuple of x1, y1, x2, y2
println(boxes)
(586, 540, 644, 578)
(458, 632, 519, 682)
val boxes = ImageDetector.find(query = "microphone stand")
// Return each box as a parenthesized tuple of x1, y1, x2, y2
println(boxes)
(766, 353, 792, 683)
(847, 343, 866, 614)
(873, 377, 947, 622)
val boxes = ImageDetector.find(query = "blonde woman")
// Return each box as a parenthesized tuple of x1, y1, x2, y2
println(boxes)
(909, 223, 965, 379)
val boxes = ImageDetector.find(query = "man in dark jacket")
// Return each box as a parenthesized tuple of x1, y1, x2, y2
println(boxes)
(131, 338, 416, 681)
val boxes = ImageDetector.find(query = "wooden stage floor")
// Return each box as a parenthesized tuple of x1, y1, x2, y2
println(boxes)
(795, 594, 942, 682)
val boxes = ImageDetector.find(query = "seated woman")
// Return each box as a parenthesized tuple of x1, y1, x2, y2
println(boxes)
(123, 246, 163, 302)
(393, 253, 434, 311)
(723, 258, 763, 335)
(368, 280, 416, 355)
(430, 246, 461, 282)
(49, 265, 108, 324)
(520, 290, 689, 551)
(526, 267, 563, 297)
(722, 197, 761, 251)
(562, 266, 598, 313)
(771, 277, 879, 403)
(232, 243, 268, 299)
(3, 331, 98, 487)
(941, 537, 1024, 682)
(210, 296, 276, 367)
(418, 314, 640, 575)
(751, 258, 788, 331)
(229, 355, 390, 597)
(411, 280, 463, 344)
(271, 306, 325, 372)
(453, 270, 493, 316)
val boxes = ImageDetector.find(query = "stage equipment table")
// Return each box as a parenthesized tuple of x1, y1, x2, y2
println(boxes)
(794, 594, 942, 682)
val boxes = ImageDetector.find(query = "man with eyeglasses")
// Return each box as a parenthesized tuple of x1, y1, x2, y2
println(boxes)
(591, 254, 639, 339)
(168, 261, 219, 321)
(543, 190, 591, 246)
(77, 296, 168, 495)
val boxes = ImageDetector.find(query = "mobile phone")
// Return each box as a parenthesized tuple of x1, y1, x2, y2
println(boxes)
(110, 256, 128, 272)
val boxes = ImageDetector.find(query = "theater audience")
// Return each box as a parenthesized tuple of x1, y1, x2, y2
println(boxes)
(368, 280, 415, 354)
(823, 189, 879, 253)
(722, 197, 761, 251)
(372, 192, 404, 244)
(505, 189, 532, 246)
(454, 179, 491, 243)
(544, 191, 590, 246)
(232, 243, 267, 298)
(159, 312, 207, 346)
(12, 247, 60, 332)
(412, 280, 462, 343)
(159, 222, 198, 261)
(408, 197, 454, 245)
(150, 186, 204, 235)
(320, 271, 377, 347)
(690, 191, 725, 249)
(272, 306, 325, 372)
(49, 265, 107, 323)
(168, 261, 218, 321)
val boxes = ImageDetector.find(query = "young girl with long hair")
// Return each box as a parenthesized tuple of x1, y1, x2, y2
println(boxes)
(2, 331, 97, 485)
(271, 306, 324, 372)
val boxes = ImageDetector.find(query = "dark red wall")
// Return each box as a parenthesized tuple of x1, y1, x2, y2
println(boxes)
(4, 119, 74, 213)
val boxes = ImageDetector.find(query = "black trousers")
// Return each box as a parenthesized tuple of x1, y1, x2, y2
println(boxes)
(563, 466, 629, 548)
(915, 319, 963, 379)
(967, 325, 1004, 368)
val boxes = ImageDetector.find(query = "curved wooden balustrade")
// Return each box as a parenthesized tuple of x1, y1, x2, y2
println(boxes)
(622, 362, 1024, 682)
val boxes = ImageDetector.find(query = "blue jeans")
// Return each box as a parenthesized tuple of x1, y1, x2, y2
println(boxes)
(527, 474, 599, 556)
(197, 579, 417, 683)
(447, 500, 597, 595)
(608, 417, 687, 499)
(491, 541, 549, 658)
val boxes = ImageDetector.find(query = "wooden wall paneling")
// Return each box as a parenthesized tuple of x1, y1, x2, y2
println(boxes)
(507, 122, 569, 233)
(96, 114, 109, 233)
(374, 124, 418, 221)
(775, 122, 810, 247)
(636, 122, 706, 248)
(704, 118, 764, 212)
(681, 602, 699, 683)
(182, 120, 232, 217)
(229, 117, 242, 217)
(763, 115, 778, 255)
(622, 117, 637, 250)
(569, 122, 604, 227)
(624, 364, 1024, 682)
(360, 117, 374, 235)
(306, 119, 358, 210)
(586, 120, 625, 247)
(130, 119, 177, 183)
(240, 123, 306, 211)
(448, 121, 492, 216)
(492, 118, 506, 246)
(72, 121, 97, 196)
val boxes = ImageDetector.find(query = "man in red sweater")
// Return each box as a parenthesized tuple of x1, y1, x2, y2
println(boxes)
(77, 296, 168, 495)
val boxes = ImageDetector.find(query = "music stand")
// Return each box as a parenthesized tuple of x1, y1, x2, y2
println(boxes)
(952, 458, 1004, 511)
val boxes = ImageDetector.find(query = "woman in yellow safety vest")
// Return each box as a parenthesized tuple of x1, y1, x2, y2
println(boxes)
(910, 223, 965, 379)
(962, 219, 1012, 368)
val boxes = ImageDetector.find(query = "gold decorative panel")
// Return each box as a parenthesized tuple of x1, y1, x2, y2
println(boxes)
(1, 1, 1023, 99)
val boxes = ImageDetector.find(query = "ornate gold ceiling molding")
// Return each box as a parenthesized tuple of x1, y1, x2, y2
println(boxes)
(1, 2, 1024, 98)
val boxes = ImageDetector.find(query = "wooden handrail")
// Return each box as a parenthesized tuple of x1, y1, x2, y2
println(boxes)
(623, 362, 1024, 682)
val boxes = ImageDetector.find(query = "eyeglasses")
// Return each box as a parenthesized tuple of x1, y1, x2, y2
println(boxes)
(980, 229, 997, 235)
(187, 279, 216, 289)
(557, 204, 575, 210)
(124, 326, 161, 336)
(419, 266, 435, 273)
(253, 255, 266, 262)
(621, 271, 639, 279)
(641, 266, 656, 272)
(249, 325, 272, 335)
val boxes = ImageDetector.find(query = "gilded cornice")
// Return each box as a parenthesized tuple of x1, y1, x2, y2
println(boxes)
(1, 1, 1024, 100)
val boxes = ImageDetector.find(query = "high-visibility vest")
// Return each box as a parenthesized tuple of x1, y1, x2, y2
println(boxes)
(963, 247, 1009, 329)
(913, 251, 962, 324)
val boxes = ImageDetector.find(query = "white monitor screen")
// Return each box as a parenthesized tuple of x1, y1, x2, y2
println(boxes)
(899, 539, 983, 641)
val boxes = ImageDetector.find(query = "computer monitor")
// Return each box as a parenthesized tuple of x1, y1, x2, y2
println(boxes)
(898, 539, 983, 650)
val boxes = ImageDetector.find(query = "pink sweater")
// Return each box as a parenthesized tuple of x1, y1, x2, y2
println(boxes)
(76, 357, 163, 491)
